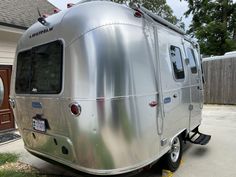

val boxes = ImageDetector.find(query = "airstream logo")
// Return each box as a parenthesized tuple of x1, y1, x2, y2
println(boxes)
(29, 27, 54, 38)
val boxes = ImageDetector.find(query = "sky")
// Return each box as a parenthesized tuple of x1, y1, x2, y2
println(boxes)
(47, 0, 235, 30)
(48, 0, 80, 9)
(48, 0, 189, 16)
(166, 0, 191, 28)
(48, 0, 192, 28)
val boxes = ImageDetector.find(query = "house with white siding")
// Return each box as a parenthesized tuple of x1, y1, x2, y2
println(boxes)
(0, 0, 55, 132)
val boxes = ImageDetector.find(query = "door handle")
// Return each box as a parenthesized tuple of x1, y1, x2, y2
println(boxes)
(173, 94, 177, 98)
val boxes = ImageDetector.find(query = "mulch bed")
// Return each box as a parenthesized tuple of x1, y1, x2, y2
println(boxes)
(0, 161, 39, 173)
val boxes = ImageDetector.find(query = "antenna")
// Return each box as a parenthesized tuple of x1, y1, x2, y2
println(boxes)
(37, 7, 41, 17)
(37, 7, 48, 26)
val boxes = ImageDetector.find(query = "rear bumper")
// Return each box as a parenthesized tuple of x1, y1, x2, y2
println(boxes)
(22, 129, 76, 162)
(25, 145, 159, 176)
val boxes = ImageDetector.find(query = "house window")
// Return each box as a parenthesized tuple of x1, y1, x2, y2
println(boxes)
(187, 48, 197, 74)
(169, 45, 185, 80)
(15, 40, 63, 94)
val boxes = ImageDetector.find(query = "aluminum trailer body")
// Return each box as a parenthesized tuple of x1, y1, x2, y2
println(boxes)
(10, 1, 209, 175)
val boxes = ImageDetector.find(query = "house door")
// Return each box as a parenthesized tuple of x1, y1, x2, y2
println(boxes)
(0, 66, 14, 131)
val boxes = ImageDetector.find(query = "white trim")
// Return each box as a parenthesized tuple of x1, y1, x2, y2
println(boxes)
(203, 54, 236, 62)
(0, 59, 14, 65)
(0, 25, 25, 34)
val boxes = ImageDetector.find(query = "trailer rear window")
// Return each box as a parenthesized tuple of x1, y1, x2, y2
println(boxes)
(15, 41, 63, 94)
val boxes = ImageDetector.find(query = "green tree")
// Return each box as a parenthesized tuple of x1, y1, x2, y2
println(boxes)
(182, 0, 236, 55)
(112, 0, 184, 29)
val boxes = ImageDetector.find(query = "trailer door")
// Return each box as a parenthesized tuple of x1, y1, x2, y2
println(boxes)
(183, 41, 203, 130)
(156, 30, 190, 143)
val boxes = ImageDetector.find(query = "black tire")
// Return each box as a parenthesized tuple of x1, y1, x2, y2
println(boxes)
(162, 135, 183, 172)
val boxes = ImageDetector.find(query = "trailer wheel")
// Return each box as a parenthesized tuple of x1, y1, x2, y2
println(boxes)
(162, 135, 183, 172)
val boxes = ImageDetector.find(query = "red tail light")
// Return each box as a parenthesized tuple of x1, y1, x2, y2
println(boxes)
(70, 103, 81, 116)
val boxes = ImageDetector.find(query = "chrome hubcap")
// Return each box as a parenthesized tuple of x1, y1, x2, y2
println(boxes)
(170, 137, 180, 162)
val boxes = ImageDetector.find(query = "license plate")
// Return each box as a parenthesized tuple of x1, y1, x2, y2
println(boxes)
(33, 118, 46, 132)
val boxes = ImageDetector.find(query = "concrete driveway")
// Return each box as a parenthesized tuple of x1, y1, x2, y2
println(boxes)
(0, 105, 236, 177)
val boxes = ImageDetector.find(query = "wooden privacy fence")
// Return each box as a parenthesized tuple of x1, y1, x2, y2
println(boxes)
(203, 55, 236, 105)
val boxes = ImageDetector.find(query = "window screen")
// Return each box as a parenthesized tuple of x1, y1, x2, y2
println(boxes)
(169, 45, 185, 79)
(15, 41, 63, 94)
(187, 48, 197, 74)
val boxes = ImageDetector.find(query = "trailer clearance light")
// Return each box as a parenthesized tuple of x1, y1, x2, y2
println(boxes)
(53, 8, 61, 14)
(67, 3, 75, 8)
(134, 10, 143, 18)
(70, 103, 81, 116)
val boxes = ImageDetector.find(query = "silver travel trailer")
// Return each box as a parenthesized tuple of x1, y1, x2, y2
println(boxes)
(9, 0, 211, 175)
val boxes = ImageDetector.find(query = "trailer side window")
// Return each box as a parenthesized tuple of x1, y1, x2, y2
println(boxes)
(169, 45, 185, 80)
(15, 40, 63, 94)
(187, 48, 197, 74)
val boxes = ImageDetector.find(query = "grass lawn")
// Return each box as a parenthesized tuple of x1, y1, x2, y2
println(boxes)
(0, 170, 39, 177)
(0, 153, 19, 165)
